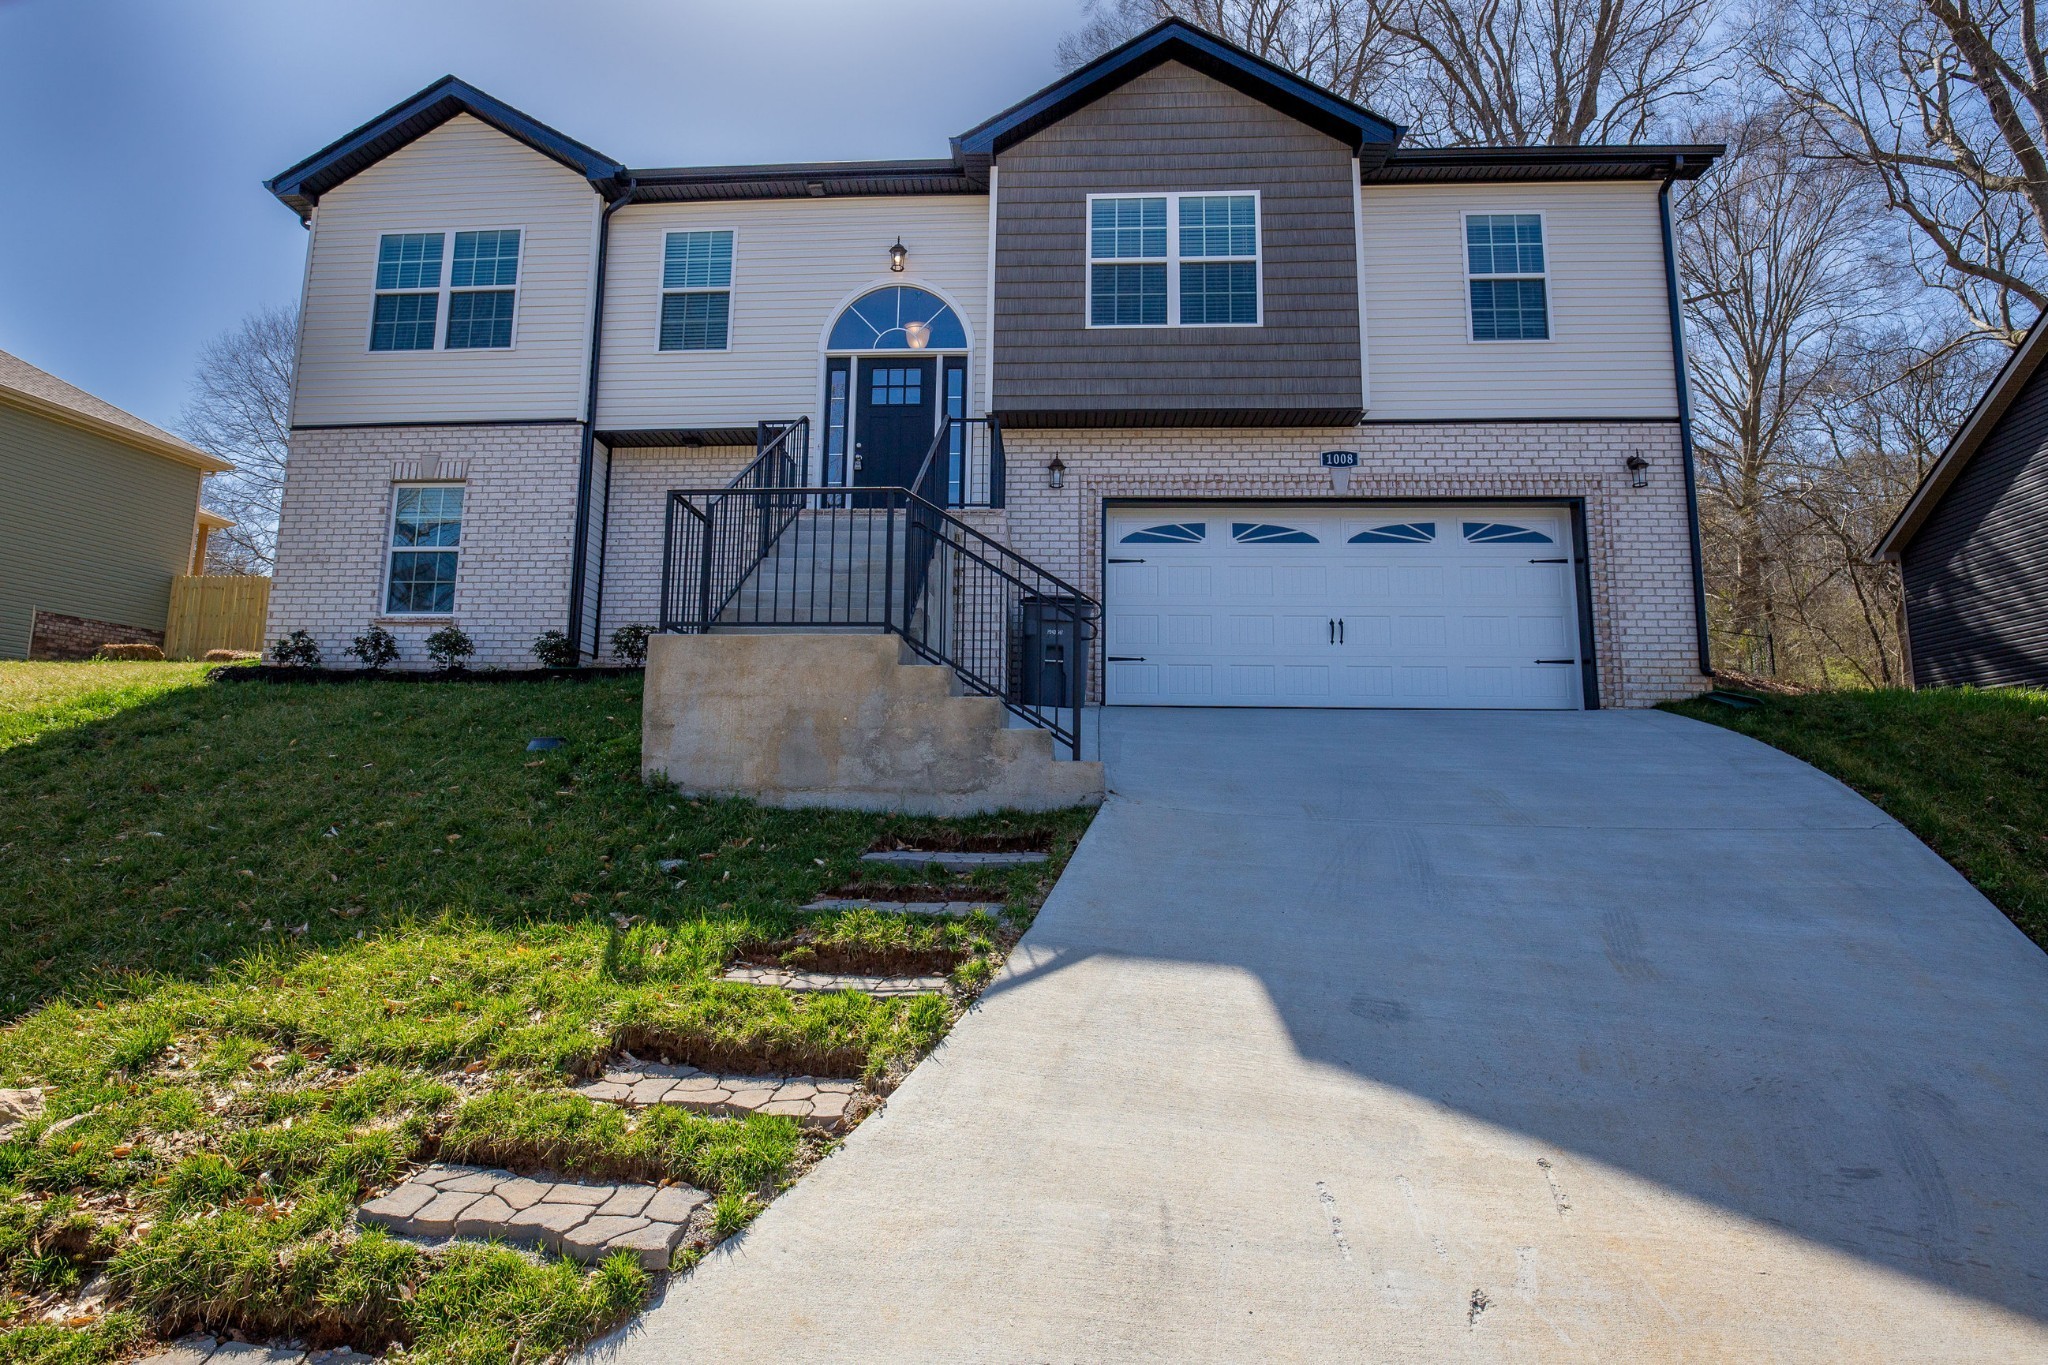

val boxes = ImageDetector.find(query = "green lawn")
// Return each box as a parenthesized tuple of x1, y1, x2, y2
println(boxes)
(1665, 686, 2048, 951)
(0, 663, 1091, 1363)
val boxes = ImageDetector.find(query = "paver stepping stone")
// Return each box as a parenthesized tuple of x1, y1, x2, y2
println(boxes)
(861, 850, 1047, 870)
(575, 1062, 861, 1131)
(357, 1164, 705, 1271)
(720, 965, 948, 997)
(803, 897, 1005, 917)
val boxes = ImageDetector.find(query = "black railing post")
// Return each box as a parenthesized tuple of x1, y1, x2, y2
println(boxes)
(883, 496, 897, 635)
(660, 492, 676, 631)
(989, 418, 1006, 510)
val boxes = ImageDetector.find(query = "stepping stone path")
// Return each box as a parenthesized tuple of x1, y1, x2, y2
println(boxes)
(804, 897, 1005, 918)
(720, 965, 949, 996)
(138, 1341, 371, 1365)
(861, 850, 1048, 871)
(576, 1062, 860, 1131)
(357, 1164, 705, 1271)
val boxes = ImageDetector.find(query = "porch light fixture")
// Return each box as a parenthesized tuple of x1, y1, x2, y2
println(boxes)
(888, 238, 907, 272)
(903, 319, 930, 349)
(1047, 456, 1066, 489)
(1625, 452, 1650, 488)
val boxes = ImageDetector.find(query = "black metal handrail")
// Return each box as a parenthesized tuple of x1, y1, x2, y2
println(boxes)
(657, 419, 809, 635)
(911, 415, 1005, 510)
(657, 482, 1095, 758)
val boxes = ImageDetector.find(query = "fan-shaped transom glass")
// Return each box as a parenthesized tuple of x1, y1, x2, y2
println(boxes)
(1120, 522, 1206, 544)
(827, 286, 967, 351)
(1462, 521, 1553, 544)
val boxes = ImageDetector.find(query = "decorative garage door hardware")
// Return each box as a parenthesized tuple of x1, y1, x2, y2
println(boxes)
(1104, 503, 1584, 709)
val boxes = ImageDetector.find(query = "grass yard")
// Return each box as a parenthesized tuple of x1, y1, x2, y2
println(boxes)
(0, 662, 1092, 1363)
(1666, 686, 2048, 951)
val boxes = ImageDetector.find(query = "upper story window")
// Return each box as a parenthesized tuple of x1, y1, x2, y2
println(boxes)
(447, 230, 520, 349)
(1088, 192, 1260, 329)
(660, 230, 734, 351)
(1465, 213, 1549, 342)
(369, 230, 521, 352)
(385, 484, 463, 614)
(371, 233, 443, 351)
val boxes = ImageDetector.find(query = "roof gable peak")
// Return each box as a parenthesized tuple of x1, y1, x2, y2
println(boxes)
(953, 17, 1404, 166)
(266, 76, 626, 220)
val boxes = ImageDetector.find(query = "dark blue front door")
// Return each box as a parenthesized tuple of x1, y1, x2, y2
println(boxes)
(853, 356, 936, 503)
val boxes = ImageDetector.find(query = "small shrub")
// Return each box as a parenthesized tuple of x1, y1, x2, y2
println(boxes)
(96, 643, 163, 661)
(609, 623, 652, 666)
(424, 625, 475, 671)
(271, 630, 321, 667)
(345, 625, 399, 672)
(203, 649, 261, 663)
(531, 629, 577, 669)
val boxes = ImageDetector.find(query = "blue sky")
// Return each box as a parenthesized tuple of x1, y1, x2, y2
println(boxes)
(0, 0, 1084, 431)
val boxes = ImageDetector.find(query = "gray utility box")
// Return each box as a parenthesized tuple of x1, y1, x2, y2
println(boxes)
(1013, 596, 1091, 708)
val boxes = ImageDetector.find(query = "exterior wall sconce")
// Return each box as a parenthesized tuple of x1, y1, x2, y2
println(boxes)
(889, 238, 907, 272)
(1047, 456, 1066, 489)
(1626, 453, 1650, 488)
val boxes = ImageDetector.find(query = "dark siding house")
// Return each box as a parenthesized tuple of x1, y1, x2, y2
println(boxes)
(1876, 318, 2048, 689)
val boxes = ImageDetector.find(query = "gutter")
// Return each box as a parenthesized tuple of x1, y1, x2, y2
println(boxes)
(1658, 176, 1713, 677)
(566, 179, 637, 661)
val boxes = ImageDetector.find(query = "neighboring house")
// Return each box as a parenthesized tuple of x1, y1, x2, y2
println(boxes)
(0, 348, 233, 660)
(262, 18, 1719, 709)
(1876, 316, 2048, 690)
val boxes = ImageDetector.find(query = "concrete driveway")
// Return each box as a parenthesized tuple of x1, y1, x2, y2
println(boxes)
(593, 708, 2048, 1362)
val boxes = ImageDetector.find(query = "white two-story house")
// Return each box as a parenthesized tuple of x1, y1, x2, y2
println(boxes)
(265, 18, 1718, 717)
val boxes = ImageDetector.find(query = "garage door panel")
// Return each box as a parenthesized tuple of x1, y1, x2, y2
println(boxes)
(1104, 503, 1582, 709)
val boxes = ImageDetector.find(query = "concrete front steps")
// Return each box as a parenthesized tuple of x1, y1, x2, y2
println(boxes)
(643, 632, 1103, 815)
(575, 1062, 861, 1132)
(720, 509, 907, 626)
(357, 1164, 707, 1271)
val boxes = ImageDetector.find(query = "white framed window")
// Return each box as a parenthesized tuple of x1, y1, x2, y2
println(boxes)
(384, 484, 464, 615)
(659, 229, 735, 351)
(370, 233, 443, 351)
(368, 229, 522, 352)
(1464, 212, 1549, 342)
(1087, 192, 1261, 328)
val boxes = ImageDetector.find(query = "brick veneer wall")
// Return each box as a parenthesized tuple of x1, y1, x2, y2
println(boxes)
(267, 423, 583, 669)
(594, 446, 753, 659)
(28, 610, 164, 661)
(997, 423, 1703, 707)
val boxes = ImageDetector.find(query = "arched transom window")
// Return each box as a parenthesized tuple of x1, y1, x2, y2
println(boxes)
(827, 286, 967, 351)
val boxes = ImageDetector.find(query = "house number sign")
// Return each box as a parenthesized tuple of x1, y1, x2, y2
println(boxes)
(1319, 450, 1360, 467)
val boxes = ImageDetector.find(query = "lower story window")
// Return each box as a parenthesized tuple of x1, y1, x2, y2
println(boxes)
(386, 484, 463, 614)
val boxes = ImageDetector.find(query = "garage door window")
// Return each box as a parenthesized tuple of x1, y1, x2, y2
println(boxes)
(1120, 522, 1208, 544)
(1349, 522, 1436, 543)
(1462, 521, 1553, 544)
(1231, 522, 1318, 544)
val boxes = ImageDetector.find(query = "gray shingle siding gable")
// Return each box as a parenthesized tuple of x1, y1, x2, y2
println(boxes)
(1902, 356, 2048, 688)
(992, 61, 1363, 425)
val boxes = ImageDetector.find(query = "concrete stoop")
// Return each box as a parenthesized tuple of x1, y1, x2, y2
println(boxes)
(642, 632, 1103, 815)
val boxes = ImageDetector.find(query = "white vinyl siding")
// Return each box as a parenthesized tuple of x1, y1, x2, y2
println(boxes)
(292, 115, 599, 424)
(1359, 182, 1676, 419)
(597, 196, 989, 433)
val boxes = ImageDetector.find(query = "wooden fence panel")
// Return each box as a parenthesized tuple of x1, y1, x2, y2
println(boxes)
(164, 576, 271, 659)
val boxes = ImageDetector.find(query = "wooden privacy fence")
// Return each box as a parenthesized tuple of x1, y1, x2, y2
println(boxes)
(164, 575, 271, 659)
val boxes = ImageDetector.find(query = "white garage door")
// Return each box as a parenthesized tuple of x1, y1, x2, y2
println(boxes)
(1104, 504, 1584, 709)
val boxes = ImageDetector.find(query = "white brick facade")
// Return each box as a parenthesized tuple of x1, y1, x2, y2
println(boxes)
(267, 423, 583, 668)
(271, 422, 1705, 704)
(997, 424, 1704, 707)
(593, 445, 751, 658)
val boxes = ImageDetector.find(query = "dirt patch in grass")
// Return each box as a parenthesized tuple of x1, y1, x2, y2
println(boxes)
(607, 1027, 870, 1080)
(734, 937, 970, 975)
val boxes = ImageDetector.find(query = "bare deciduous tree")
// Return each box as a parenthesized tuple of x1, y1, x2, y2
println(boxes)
(1058, 0, 1722, 144)
(181, 305, 296, 574)
(1754, 0, 2048, 342)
